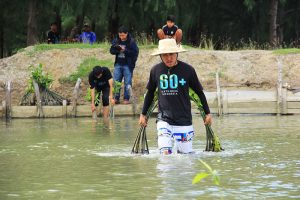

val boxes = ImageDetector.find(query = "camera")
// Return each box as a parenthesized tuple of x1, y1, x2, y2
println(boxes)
(113, 45, 122, 51)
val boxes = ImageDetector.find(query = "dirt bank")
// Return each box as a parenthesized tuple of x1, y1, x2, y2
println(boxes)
(0, 46, 299, 105)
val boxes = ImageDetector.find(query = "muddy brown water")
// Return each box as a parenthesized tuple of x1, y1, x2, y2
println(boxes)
(0, 115, 299, 199)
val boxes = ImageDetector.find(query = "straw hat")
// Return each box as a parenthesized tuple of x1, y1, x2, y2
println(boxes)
(151, 38, 187, 56)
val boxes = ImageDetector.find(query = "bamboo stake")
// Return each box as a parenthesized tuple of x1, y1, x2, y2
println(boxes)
(62, 100, 67, 118)
(5, 81, 12, 119)
(72, 78, 81, 117)
(277, 58, 283, 115)
(33, 80, 44, 118)
(216, 71, 222, 116)
(2, 100, 6, 119)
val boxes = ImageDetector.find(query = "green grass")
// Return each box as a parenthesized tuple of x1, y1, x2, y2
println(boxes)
(59, 57, 114, 84)
(33, 42, 110, 52)
(273, 48, 300, 55)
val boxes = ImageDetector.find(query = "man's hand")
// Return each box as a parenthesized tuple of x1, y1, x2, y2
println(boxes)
(139, 114, 148, 127)
(204, 114, 212, 125)
(110, 97, 115, 106)
(91, 103, 96, 112)
(120, 46, 125, 52)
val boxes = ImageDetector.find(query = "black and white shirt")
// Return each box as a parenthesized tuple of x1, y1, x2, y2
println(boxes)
(142, 61, 210, 126)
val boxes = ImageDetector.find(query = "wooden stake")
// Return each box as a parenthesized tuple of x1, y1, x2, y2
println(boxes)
(222, 89, 228, 114)
(5, 81, 12, 119)
(2, 100, 6, 119)
(72, 78, 81, 117)
(62, 100, 67, 118)
(216, 71, 222, 116)
(277, 58, 283, 115)
(33, 80, 44, 118)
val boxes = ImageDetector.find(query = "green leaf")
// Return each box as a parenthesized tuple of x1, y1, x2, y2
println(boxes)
(212, 170, 220, 185)
(192, 173, 210, 184)
(200, 159, 213, 173)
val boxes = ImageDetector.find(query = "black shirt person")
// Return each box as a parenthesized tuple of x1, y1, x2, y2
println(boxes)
(47, 23, 60, 44)
(157, 15, 183, 44)
(139, 39, 212, 155)
(88, 66, 115, 118)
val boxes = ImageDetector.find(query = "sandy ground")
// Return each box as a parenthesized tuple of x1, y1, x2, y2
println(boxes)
(0, 46, 299, 105)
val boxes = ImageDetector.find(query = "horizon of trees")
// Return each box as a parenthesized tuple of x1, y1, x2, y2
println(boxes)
(0, 0, 299, 58)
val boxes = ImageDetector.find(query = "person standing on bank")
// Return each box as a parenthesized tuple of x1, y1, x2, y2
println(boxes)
(157, 15, 182, 44)
(139, 39, 212, 155)
(89, 66, 115, 118)
(110, 26, 139, 104)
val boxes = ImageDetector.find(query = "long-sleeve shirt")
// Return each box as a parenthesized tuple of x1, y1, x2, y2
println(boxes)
(142, 61, 210, 126)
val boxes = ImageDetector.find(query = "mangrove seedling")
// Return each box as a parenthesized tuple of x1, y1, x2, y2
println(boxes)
(20, 64, 66, 106)
(192, 159, 220, 186)
(189, 88, 224, 152)
(131, 90, 158, 154)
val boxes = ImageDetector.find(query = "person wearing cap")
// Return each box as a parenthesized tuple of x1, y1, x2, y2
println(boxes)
(79, 23, 96, 44)
(88, 66, 115, 118)
(47, 22, 60, 44)
(157, 15, 182, 44)
(139, 38, 212, 155)
(110, 26, 139, 104)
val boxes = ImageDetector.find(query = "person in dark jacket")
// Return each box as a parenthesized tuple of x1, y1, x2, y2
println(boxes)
(47, 22, 60, 44)
(139, 39, 212, 155)
(110, 26, 139, 104)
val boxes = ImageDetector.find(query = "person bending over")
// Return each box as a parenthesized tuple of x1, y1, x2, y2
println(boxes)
(88, 66, 115, 117)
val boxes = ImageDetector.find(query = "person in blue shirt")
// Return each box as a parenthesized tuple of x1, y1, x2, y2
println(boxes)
(79, 23, 96, 44)
(110, 26, 139, 104)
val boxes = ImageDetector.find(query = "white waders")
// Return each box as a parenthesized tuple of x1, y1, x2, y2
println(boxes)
(157, 121, 194, 154)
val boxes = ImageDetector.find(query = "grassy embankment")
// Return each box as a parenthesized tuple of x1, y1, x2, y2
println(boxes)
(20, 43, 300, 85)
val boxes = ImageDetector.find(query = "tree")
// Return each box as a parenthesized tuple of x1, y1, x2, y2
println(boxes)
(269, 0, 279, 47)
(27, 0, 39, 45)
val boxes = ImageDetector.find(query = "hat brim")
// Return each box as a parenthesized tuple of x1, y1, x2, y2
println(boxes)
(151, 49, 187, 56)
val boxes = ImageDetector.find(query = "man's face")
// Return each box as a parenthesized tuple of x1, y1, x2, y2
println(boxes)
(167, 21, 174, 28)
(84, 26, 91, 32)
(118, 32, 128, 41)
(51, 25, 57, 32)
(160, 53, 178, 67)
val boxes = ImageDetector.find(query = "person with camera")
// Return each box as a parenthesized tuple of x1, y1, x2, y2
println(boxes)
(110, 26, 139, 104)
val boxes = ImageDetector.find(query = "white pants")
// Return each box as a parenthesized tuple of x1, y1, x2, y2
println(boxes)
(157, 121, 194, 154)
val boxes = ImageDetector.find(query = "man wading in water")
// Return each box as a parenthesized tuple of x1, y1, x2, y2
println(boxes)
(139, 39, 212, 155)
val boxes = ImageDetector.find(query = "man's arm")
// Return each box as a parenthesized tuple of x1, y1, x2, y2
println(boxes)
(139, 69, 156, 127)
(139, 89, 155, 127)
(108, 78, 115, 105)
(110, 39, 120, 55)
(47, 32, 53, 44)
(88, 73, 96, 112)
(189, 68, 212, 125)
(91, 88, 96, 112)
(124, 40, 138, 57)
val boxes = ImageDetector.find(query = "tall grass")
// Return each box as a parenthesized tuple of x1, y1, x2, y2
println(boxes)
(273, 48, 300, 55)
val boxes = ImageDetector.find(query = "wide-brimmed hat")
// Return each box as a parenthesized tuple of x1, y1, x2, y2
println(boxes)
(151, 38, 187, 56)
